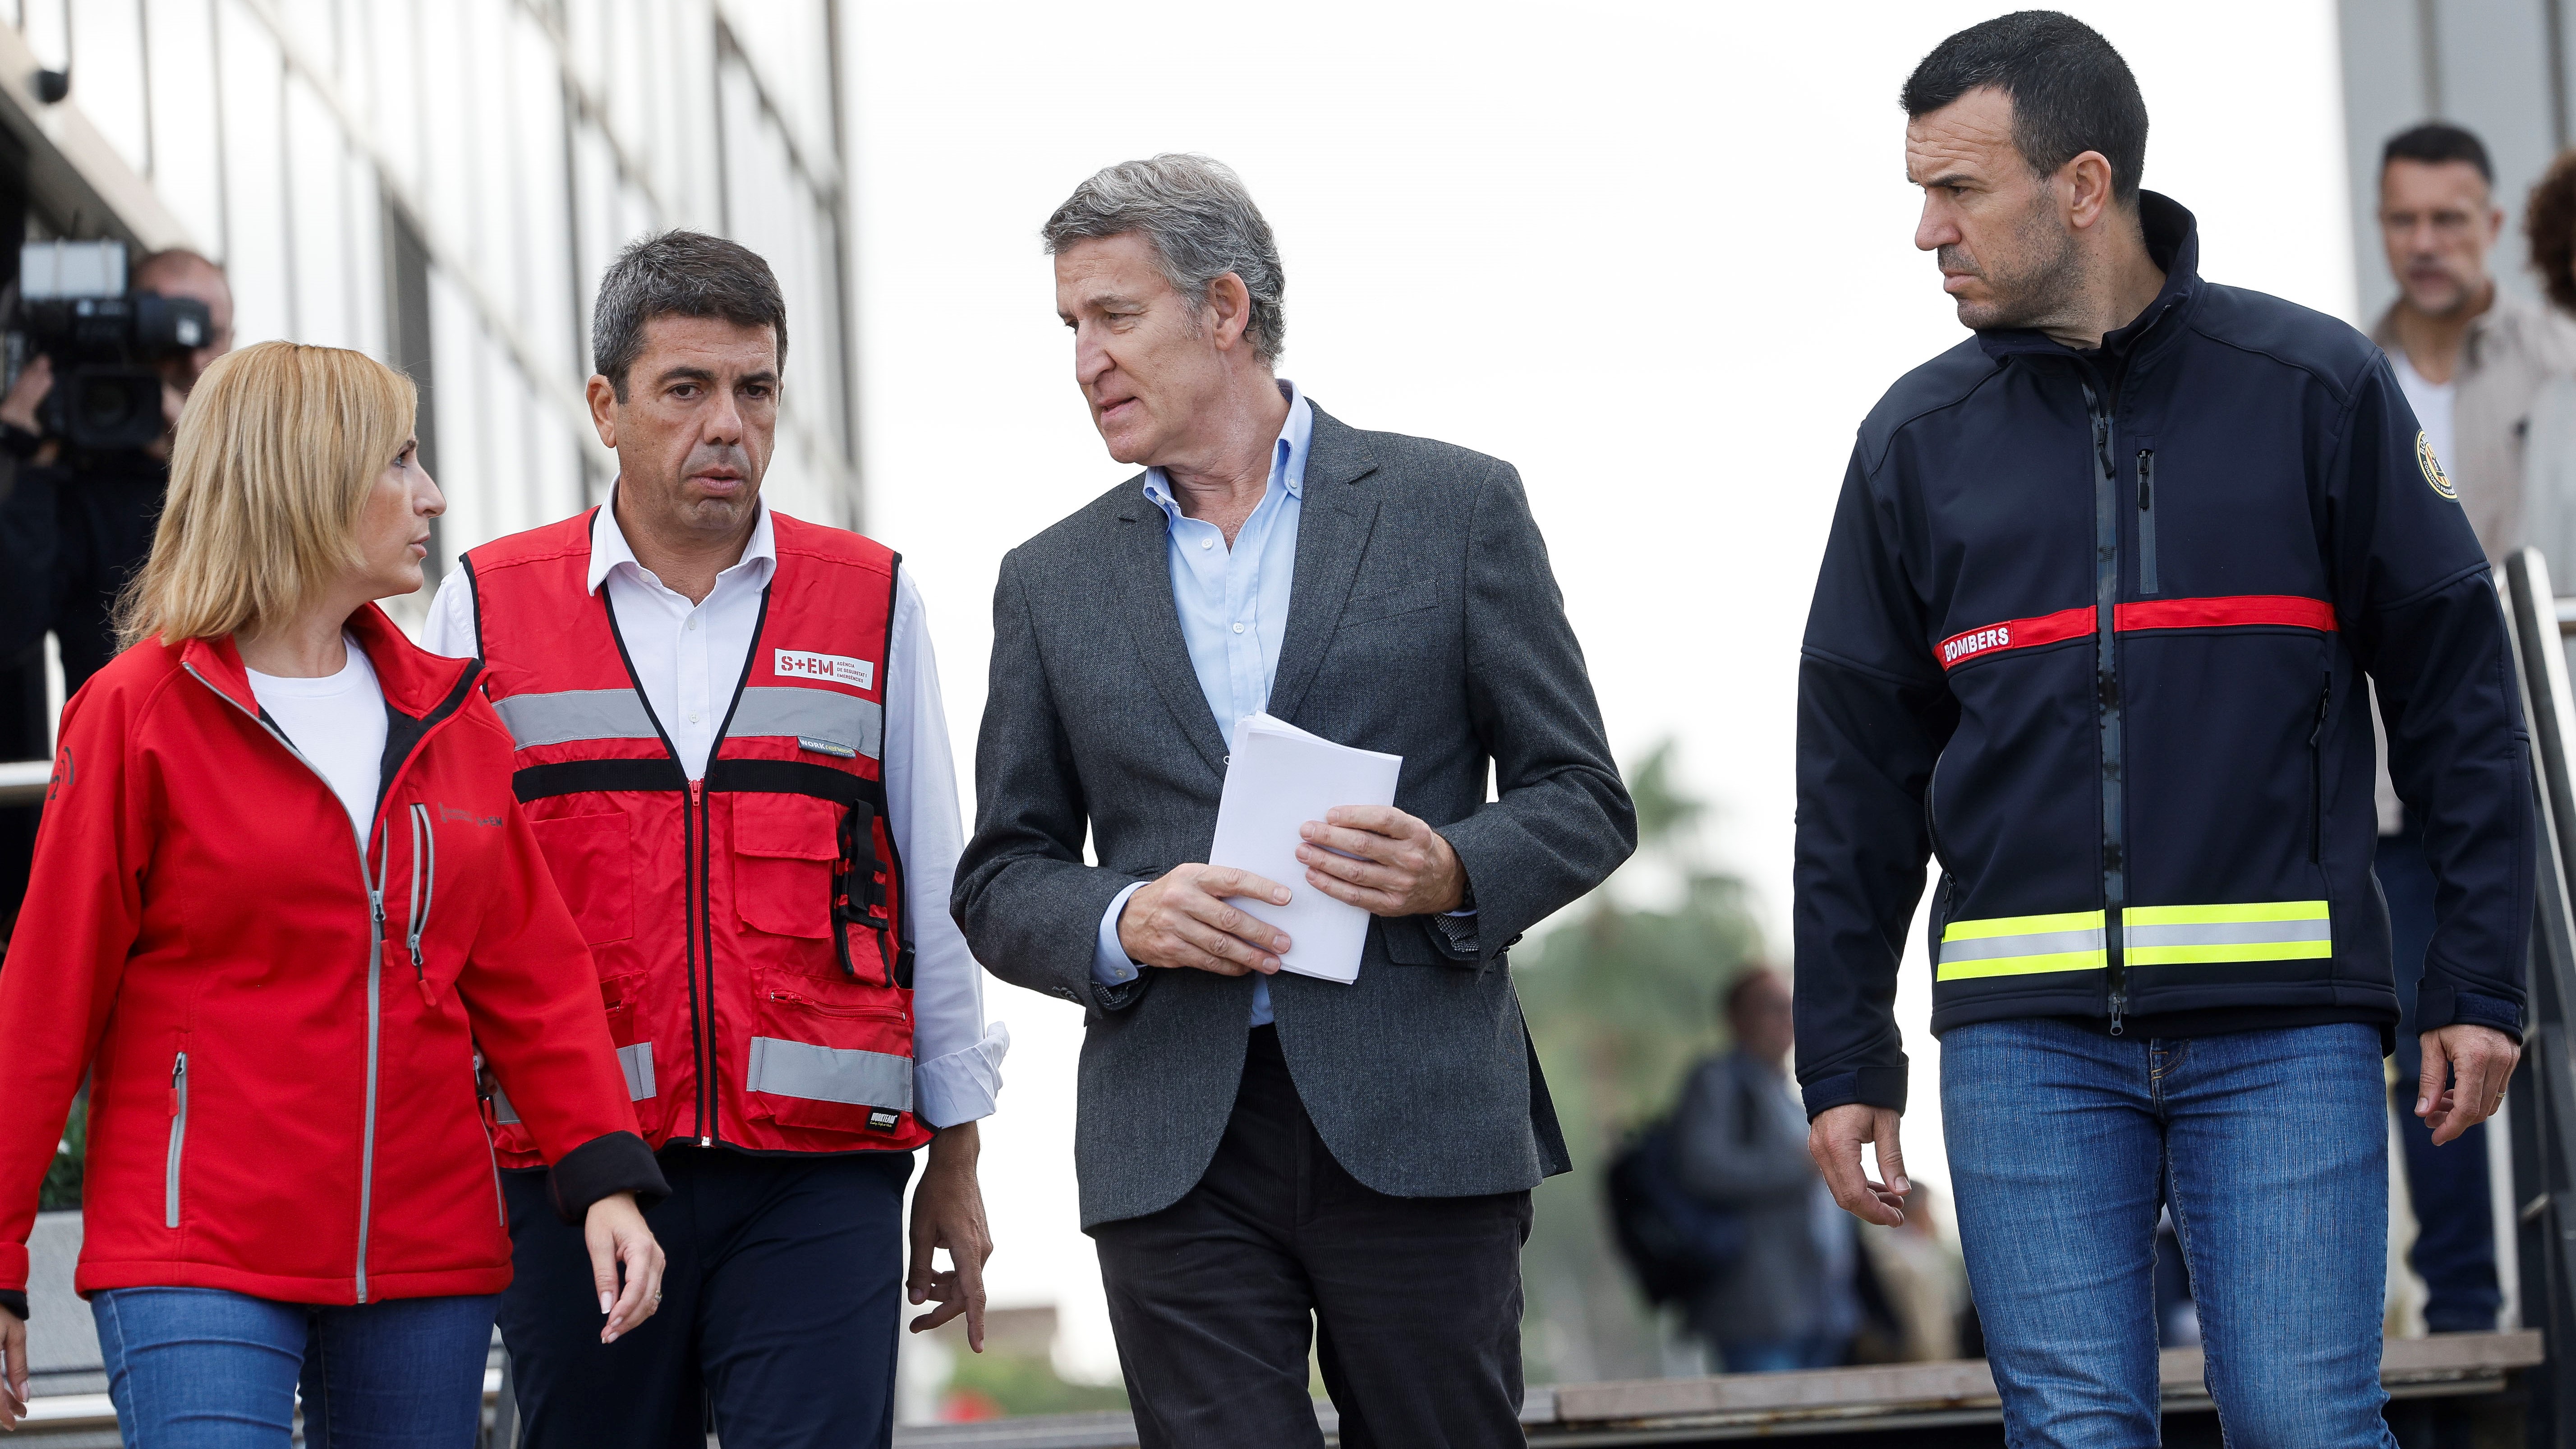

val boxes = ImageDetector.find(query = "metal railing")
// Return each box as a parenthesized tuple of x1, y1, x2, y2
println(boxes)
(2495, 548, 2576, 1444)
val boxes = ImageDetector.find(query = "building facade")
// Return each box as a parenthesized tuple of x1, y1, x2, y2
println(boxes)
(0, 0, 861, 584)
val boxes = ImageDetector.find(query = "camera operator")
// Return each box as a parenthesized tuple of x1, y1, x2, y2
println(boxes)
(0, 248, 234, 688)
(0, 247, 231, 948)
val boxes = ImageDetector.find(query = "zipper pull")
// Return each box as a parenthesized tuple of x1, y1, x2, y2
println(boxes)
(2310, 685, 2332, 745)
(690, 779, 705, 807)
(416, 970, 437, 1008)
(2136, 451, 2152, 509)
(370, 890, 386, 936)
(168, 1054, 184, 1115)
(2109, 993, 2126, 1037)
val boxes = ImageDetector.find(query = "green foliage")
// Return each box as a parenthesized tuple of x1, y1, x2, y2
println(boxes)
(40, 1092, 82, 1212)
(941, 1350, 1130, 1418)
(1516, 741, 1766, 1382)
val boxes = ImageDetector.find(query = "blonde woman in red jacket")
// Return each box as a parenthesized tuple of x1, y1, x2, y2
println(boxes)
(0, 340, 668, 1446)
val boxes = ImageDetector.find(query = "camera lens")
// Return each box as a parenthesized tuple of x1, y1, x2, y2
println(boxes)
(79, 377, 138, 434)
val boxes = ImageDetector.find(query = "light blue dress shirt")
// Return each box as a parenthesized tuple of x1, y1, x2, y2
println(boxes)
(1093, 382, 1313, 1026)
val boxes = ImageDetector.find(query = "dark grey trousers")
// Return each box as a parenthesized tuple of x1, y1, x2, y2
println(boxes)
(1090, 1025, 1534, 1449)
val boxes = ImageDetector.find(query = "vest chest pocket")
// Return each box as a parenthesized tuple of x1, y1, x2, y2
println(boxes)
(730, 794, 839, 941)
(529, 812, 635, 946)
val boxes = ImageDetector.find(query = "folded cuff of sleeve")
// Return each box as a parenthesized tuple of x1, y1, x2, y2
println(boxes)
(0, 1289, 24, 1322)
(915, 1020, 1011, 1129)
(2448, 989, 2526, 1042)
(1802, 1065, 1909, 1121)
(547, 1131, 670, 1224)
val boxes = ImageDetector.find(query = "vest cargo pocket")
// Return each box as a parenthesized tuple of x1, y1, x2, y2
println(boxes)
(529, 811, 635, 946)
(746, 969, 911, 1135)
(729, 794, 838, 941)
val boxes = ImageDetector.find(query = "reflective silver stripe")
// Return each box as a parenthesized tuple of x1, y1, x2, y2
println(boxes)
(1932, 927, 2105, 965)
(727, 688, 883, 760)
(618, 1042, 656, 1101)
(492, 689, 662, 750)
(2124, 919, 2330, 949)
(746, 1035, 913, 1111)
(493, 1045, 652, 1120)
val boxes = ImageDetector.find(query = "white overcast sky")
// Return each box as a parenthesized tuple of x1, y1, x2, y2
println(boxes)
(843, 0, 2355, 1384)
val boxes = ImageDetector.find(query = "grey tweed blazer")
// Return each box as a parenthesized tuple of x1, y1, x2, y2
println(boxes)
(953, 404, 1635, 1229)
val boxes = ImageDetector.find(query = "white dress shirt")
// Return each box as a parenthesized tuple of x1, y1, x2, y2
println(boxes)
(423, 497, 1006, 1128)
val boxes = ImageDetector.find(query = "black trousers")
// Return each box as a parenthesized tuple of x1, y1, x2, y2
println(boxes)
(1091, 1025, 1534, 1449)
(497, 1145, 914, 1449)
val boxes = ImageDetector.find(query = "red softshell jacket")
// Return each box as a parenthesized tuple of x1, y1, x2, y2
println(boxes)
(466, 508, 930, 1159)
(0, 607, 662, 1307)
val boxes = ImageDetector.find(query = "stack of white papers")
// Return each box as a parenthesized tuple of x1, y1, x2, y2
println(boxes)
(1206, 713, 1404, 984)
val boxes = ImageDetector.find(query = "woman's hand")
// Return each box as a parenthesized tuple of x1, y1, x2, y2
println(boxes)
(583, 1192, 664, 1343)
(2, 1305, 26, 1430)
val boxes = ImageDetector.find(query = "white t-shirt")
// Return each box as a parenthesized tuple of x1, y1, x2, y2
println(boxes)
(2390, 350, 2458, 483)
(247, 635, 388, 843)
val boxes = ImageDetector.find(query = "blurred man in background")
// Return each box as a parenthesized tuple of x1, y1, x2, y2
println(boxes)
(0, 247, 231, 947)
(2369, 120, 2558, 1338)
(1673, 968, 1859, 1374)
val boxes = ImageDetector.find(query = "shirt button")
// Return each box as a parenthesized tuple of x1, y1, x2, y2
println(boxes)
(1200, 538, 1214, 550)
(688, 712, 700, 724)
(685, 617, 697, 630)
(1233, 622, 1247, 634)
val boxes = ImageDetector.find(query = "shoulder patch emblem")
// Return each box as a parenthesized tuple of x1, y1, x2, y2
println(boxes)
(2418, 430, 2457, 500)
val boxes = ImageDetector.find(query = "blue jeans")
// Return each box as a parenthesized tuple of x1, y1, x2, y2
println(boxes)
(1943, 1019, 2397, 1448)
(92, 1286, 498, 1448)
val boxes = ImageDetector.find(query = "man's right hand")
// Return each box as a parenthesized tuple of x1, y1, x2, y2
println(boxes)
(0, 354, 50, 437)
(1808, 1103, 1910, 1227)
(1117, 865, 1293, 975)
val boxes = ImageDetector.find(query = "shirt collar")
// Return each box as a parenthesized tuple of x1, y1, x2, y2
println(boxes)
(587, 483, 777, 596)
(1141, 379, 1312, 516)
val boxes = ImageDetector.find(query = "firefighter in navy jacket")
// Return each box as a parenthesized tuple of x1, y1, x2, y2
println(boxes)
(1796, 193, 2531, 1113)
(1801, 13, 2530, 1441)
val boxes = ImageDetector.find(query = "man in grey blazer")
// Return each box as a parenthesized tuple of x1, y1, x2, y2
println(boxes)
(954, 154, 1633, 1447)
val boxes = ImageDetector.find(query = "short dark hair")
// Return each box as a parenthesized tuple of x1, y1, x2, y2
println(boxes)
(1901, 11, 2149, 203)
(590, 230, 787, 400)
(2384, 121, 2494, 184)
(2528, 150, 2576, 315)
(1722, 966, 1782, 1024)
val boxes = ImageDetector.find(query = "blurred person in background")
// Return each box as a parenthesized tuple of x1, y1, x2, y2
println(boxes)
(0, 248, 233, 949)
(957, 154, 1634, 1446)
(2367, 120, 2557, 1339)
(1673, 968, 1859, 1374)
(1799, 13, 2529, 1443)
(0, 340, 666, 1442)
(2513, 153, 2576, 582)
(425, 231, 1005, 1449)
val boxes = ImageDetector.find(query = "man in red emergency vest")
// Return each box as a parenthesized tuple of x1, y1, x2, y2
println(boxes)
(424, 231, 1005, 1448)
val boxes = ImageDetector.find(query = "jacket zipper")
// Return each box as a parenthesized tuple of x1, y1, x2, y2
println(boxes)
(765, 988, 907, 1023)
(2309, 678, 2332, 862)
(690, 777, 716, 1146)
(407, 803, 437, 1007)
(2136, 450, 2159, 596)
(2083, 385, 2131, 1035)
(180, 659, 472, 1304)
(164, 1051, 189, 1229)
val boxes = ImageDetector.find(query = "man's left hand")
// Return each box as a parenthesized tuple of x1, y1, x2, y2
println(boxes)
(1297, 805, 1464, 917)
(2418, 1023, 2522, 1146)
(907, 1121, 992, 1350)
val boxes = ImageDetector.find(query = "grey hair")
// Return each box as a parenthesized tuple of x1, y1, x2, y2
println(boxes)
(591, 230, 787, 399)
(1042, 154, 1286, 362)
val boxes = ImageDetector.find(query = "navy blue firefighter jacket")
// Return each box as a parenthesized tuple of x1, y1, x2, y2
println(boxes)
(1794, 193, 2532, 1119)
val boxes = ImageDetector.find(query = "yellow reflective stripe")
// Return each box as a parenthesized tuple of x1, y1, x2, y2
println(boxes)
(1937, 950, 2109, 981)
(1941, 910, 2106, 943)
(2126, 941, 2334, 966)
(2122, 900, 2328, 927)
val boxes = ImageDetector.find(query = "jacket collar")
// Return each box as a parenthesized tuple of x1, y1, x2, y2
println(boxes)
(1973, 190, 2201, 367)
(178, 602, 476, 722)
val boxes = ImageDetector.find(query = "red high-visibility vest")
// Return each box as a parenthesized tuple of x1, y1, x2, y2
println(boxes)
(465, 507, 929, 1158)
